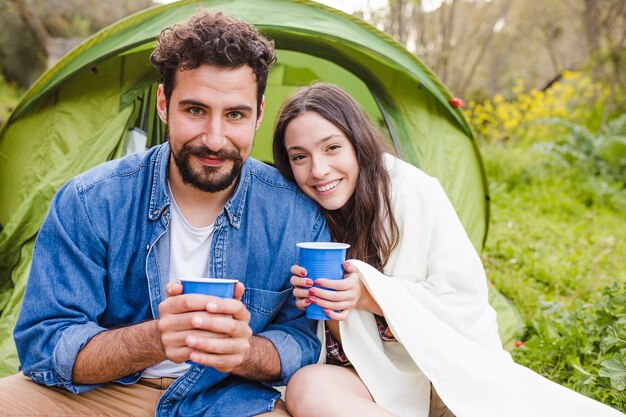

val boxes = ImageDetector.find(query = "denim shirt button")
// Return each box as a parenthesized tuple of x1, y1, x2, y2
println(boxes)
(146, 244, 150, 251)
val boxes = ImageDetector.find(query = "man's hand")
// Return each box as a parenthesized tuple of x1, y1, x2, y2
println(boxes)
(157, 282, 253, 373)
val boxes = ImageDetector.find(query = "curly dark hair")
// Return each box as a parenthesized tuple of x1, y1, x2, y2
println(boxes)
(150, 10, 276, 113)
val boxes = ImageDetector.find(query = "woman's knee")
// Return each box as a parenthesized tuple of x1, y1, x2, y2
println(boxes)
(286, 364, 373, 417)
(285, 365, 334, 415)
(286, 365, 321, 402)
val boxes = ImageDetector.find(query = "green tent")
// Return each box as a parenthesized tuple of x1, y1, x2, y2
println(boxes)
(0, 0, 523, 375)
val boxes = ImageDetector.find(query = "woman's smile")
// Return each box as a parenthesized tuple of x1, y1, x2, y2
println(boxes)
(314, 179, 341, 193)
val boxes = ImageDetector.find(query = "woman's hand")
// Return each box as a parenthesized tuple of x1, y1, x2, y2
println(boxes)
(290, 262, 383, 320)
(290, 264, 314, 310)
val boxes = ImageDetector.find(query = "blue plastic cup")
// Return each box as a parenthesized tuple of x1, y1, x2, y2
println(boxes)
(297, 242, 350, 320)
(180, 277, 238, 298)
(180, 278, 238, 298)
(180, 278, 238, 366)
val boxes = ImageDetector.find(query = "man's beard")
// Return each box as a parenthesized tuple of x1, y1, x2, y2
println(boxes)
(171, 141, 244, 193)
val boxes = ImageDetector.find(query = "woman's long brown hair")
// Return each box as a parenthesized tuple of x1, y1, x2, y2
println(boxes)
(273, 83, 399, 270)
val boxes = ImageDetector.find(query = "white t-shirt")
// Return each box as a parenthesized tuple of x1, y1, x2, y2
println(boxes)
(142, 184, 215, 379)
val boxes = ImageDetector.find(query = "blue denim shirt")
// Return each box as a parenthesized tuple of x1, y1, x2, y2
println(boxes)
(14, 143, 329, 416)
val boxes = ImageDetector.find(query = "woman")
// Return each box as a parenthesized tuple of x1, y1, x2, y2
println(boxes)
(272, 83, 622, 417)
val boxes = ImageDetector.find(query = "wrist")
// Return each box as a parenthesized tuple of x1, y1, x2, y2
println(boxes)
(356, 286, 383, 315)
(152, 319, 167, 359)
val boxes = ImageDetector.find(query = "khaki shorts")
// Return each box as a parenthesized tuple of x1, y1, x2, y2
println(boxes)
(430, 384, 456, 417)
(0, 373, 288, 416)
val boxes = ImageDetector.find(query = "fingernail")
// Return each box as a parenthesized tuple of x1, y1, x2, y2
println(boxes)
(305, 298, 312, 305)
(305, 279, 314, 286)
(299, 269, 307, 276)
(308, 289, 315, 296)
(323, 309, 332, 315)
(343, 262, 349, 268)
(309, 297, 317, 305)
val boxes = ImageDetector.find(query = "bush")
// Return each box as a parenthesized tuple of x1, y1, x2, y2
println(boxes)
(465, 71, 609, 143)
(533, 115, 626, 186)
(512, 282, 626, 412)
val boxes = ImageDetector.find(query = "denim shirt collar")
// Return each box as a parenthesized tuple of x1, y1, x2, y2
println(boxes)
(221, 159, 251, 230)
(147, 142, 251, 229)
(148, 143, 171, 222)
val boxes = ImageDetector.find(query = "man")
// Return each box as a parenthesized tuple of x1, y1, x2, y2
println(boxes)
(0, 10, 328, 416)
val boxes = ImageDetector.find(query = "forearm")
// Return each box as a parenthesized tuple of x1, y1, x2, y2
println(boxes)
(73, 320, 165, 384)
(230, 335, 281, 381)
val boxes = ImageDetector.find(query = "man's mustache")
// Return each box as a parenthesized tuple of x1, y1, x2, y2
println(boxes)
(185, 146, 243, 162)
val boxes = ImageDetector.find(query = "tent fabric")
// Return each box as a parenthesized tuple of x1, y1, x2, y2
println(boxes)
(0, 0, 521, 376)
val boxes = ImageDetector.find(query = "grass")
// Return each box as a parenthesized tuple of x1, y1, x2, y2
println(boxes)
(479, 139, 626, 411)
(481, 141, 626, 322)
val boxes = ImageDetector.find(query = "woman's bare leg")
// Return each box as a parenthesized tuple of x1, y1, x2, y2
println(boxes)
(285, 364, 397, 417)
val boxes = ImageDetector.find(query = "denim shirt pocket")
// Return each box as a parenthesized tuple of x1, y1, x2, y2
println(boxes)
(242, 287, 291, 330)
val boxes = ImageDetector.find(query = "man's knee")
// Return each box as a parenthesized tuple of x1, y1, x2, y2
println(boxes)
(0, 373, 53, 414)
(0, 373, 159, 417)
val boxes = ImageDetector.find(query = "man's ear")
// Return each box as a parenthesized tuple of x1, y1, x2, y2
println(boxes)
(256, 96, 265, 129)
(156, 84, 168, 125)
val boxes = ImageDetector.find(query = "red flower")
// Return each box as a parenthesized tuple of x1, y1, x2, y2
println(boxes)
(514, 340, 525, 347)
(449, 97, 465, 107)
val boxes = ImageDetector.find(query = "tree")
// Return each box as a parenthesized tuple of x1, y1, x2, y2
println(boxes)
(358, 0, 624, 102)
(582, 0, 626, 119)
(0, 0, 154, 88)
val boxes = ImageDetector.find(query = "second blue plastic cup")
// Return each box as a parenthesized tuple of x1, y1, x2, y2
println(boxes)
(297, 242, 350, 320)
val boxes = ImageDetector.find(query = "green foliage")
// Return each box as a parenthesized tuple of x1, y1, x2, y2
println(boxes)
(512, 283, 626, 411)
(478, 71, 626, 413)
(534, 115, 626, 185)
